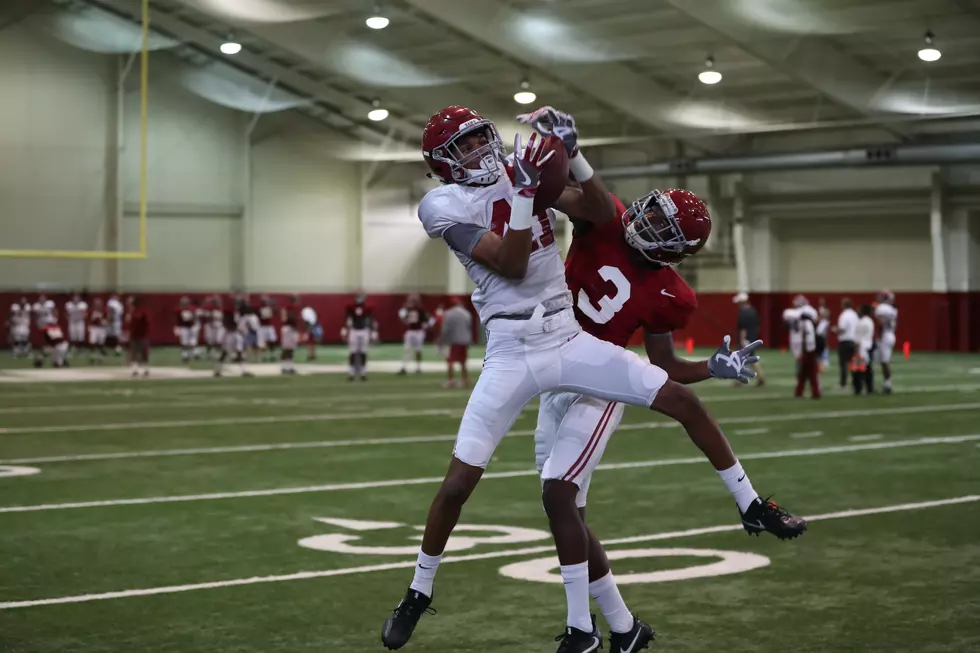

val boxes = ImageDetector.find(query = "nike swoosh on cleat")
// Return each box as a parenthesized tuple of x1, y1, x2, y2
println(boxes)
(660, 289, 675, 298)
(620, 629, 643, 653)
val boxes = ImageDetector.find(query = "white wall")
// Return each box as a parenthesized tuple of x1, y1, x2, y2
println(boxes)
(0, 23, 113, 289)
(249, 125, 361, 291)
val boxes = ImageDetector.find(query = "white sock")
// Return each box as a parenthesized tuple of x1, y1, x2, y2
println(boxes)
(560, 562, 593, 632)
(718, 461, 760, 513)
(409, 550, 441, 597)
(589, 572, 633, 633)
(130, 362, 138, 371)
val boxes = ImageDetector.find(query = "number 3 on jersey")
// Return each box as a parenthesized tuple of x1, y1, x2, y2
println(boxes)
(490, 200, 555, 252)
(577, 265, 631, 325)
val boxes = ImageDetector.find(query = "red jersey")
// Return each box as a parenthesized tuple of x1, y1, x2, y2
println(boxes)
(130, 310, 151, 340)
(43, 324, 66, 346)
(402, 306, 429, 331)
(281, 307, 298, 328)
(565, 195, 697, 347)
(345, 303, 373, 330)
(89, 309, 105, 328)
(176, 308, 195, 328)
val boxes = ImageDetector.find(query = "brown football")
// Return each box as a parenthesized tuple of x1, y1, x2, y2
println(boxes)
(532, 135, 570, 214)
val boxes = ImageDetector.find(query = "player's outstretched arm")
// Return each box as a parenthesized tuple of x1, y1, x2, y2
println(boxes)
(517, 105, 615, 224)
(646, 332, 762, 385)
(644, 331, 711, 384)
(470, 133, 553, 280)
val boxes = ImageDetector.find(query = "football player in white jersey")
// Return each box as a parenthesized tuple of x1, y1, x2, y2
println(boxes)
(32, 294, 55, 330)
(8, 298, 31, 358)
(874, 289, 898, 394)
(381, 106, 802, 653)
(65, 292, 88, 355)
(106, 293, 124, 355)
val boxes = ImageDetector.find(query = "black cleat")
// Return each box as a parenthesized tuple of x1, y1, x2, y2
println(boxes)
(608, 614, 654, 653)
(382, 588, 434, 650)
(741, 496, 807, 540)
(555, 614, 602, 653)
(397, 369, 407, 376)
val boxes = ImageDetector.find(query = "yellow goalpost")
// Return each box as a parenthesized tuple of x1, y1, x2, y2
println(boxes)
(0, 0, 150, 261)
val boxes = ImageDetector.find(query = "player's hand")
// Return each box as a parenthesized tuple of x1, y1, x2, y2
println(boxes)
(511, 132, 555, 198)
(340, 328, 348, 339)
(516, 106, 579, 157)
(371, 331, 380, 343)
(708, 335, 762, 384)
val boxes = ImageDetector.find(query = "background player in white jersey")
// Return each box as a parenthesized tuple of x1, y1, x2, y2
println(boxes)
(9, 298, 31, 358)
(398, 294, 430, 375)
(874, 289, 898, 394)
(381, 106, 804, 653)
(257, 295, 278, 362)
(105, 293, 124, 355)
(32, 294, 55, 330)
(854, 304, 877, 394)
(88, 297, 107, 363)
(64, 292, 88, 355)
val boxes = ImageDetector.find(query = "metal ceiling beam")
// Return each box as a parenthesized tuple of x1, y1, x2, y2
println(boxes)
(401, 0, 773, 151)
(662, 0, 913, 139)
(81, 0, 421, 145)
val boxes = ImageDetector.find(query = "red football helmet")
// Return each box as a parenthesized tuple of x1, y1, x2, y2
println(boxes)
(422, 106, 504, 186)
(621, 189, 711, 265)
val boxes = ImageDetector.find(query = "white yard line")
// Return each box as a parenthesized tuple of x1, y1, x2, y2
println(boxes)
(848, 434, 884, 442)
(4, 402, 980, 462)
(0, 494, 975, 610)
(0, 408, 462, 435)
(733, 428, 769, 436)
(789, 431, 823, 439)
(2, 434, 978, 514)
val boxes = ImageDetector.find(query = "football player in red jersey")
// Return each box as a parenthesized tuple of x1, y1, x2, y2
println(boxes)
(280, 295, 301, 375)
(175, 296, 196, 364)
(398, 294, 431, 375)
(342, 292, 377, 381)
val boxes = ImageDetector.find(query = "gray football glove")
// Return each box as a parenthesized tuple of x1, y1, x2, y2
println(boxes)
(515, 105, 579, 157)
(511, 132, 554, 198)
(708, 335, 762, 384)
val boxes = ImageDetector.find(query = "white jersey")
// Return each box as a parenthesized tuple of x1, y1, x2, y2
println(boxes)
(32, 300, 55, 326)
(10, 304, 30, 330)
(106, 298, 124, 328)
(418, 176, 570, 324)
(874, 303, 898, 335)
(855, 315, 876, 356)
(66, 300, 88, 324)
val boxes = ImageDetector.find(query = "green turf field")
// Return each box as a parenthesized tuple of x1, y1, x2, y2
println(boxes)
(1, 347, 979, 652)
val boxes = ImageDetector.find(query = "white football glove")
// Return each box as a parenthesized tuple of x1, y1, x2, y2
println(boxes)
(516, 106, 579, 157)
(708, 335, 762, 384)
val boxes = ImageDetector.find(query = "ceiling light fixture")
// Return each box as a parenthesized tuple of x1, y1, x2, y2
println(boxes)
(918, 30, 941, 62)
(513, 79, 536, 105)
(366, 6, 389, 30)
(698, 56, 722, 85)
(220, 41, 242, 55)
(368, 99, 388, 121)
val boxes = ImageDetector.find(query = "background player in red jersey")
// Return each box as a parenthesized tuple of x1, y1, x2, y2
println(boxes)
(532, 183, 801, 650)
(175, 296, 197, 364)
(128, 297, 151, 378)
(257, 295, 279, 362)
(88, 297, 107, 363)
(398, 294, 431, 375)
(34, 309, 69, 368)
(342, 292, 377, 381)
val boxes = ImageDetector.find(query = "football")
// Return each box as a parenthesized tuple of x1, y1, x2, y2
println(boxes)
(532, 135, 570, 214)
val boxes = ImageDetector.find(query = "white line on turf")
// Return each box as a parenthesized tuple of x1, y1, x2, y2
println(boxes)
(3, 402, 979, 462)
(734, 428, 769, 435)
(2, 434, 978, 513)
(3, 398, 980, 438)
(0, 407, 461, 435)
(790, 431, 823, 439)
(0, 494, 975, 610)
(848, 434, 884, 442)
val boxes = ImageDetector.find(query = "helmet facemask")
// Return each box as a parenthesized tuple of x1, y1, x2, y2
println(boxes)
(622, 190, 689, 265)
(429, 120, 504, 186)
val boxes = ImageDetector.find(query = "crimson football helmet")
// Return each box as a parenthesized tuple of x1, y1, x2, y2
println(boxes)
(622, 189, 711, 265)
(422, 106, 504, 186)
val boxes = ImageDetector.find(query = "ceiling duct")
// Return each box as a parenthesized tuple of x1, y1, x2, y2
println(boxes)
(597, 143, 980, 179)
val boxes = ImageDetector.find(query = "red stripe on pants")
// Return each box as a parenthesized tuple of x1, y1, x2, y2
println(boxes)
(562, 402, 616, 482)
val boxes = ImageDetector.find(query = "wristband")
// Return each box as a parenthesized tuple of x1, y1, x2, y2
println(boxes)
(569, 152, 594, 183)
(508, 194, 535, 231)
